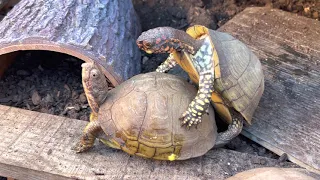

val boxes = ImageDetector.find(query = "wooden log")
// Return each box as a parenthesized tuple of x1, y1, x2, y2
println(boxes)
(0, 0, 141, 86)
(0, 105, 298, 180)
(219, 7, 320, 174)
(0, 52, 18, 78)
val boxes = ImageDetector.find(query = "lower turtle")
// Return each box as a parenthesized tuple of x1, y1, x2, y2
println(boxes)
(73, 62, 217, 161)
(136, 25, 264, 146)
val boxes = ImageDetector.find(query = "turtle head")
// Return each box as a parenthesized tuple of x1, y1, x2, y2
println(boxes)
(81, 62, 109, 112)
(136, 27, 195, 54)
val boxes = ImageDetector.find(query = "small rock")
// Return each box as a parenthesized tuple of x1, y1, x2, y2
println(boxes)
(79, 93, 87, 103)
(79, 114, 89, 121)
(68, 109, 79, 119)
(278, 153, 288, 162)
(40, 108, 49, 114)
(16, 70, 30, 76)
(0, 97, 12, 103)
(44, 94, 54, 104)
(252, 158, 261, 164)
(31, 91, 41, 105)
(142, 56, 149, 64)
(47, 149, 52, 155)
(260, 159, 267, 165)
(74, 104, 81, 111)
(18, 80, 27, 87)
(313, 11, 319, 19)
(12, 95, 21, 103)
(258, 147, 266, 156)
(72, 91, 79, 99)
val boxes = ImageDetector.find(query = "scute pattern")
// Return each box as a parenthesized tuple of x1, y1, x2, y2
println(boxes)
(99, 72, 217, 160)
(209, 30, 264, 123)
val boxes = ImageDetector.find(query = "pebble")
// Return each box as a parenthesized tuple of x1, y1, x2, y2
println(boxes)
(17, 80, 27, 87)
(79, 93, 87, 103)
(16, 70, 30, 76)
(258, 147, 266, 156)
(44, 94, 54, 104)
(74, 104, 81, 111)
(142, 56, 149, 64)
(31, 91, 41, 105)
(313, 11, 319, 19)
(278, 153, 288, 162)
(260, 159, 267, 165)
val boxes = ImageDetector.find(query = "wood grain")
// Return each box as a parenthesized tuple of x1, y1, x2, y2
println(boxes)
(219, 7, 320, 174)
(0, 0, 141, 86)
(0, 105, 301, 180)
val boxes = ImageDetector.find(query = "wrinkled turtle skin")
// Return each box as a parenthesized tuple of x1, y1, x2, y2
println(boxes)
(136, 25, 264, 146)
(73, 62, 217, 161)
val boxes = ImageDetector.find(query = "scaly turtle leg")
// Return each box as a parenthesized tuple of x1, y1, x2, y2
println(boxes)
(156, 53, 177, 73)
(72, 120, 102, 153)
(214, 115, 244, 147)
(180, 71, 214, 128)
(89, 112, 98, 122)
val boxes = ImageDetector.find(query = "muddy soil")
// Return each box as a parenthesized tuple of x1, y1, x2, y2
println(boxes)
(0, 51, 91, 121)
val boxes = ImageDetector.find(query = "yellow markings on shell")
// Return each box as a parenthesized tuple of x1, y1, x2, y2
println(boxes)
(89, 112, 98, 122)
(213, 50, 221, 78)
(168, 153, 178, 161)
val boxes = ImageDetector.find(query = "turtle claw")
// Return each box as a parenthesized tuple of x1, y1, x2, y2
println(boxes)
(72, 141, 92, 153)
(179, 110, 201, 129)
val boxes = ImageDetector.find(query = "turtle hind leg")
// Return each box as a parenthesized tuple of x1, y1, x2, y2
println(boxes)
(72, 121, 102, 153)
(214, 116, 244, 148)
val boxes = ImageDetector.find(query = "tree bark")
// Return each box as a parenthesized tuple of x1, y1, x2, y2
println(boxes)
(0, 0, 142, 86)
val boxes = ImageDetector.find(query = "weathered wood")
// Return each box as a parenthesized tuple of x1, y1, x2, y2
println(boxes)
(219, 7, 320, 174)
(0, 105, 297, 180)
(0, 0, 141, 86)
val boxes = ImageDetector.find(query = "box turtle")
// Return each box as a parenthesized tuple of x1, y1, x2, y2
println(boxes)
(136, 25, 264, 146)
(73, 62, 217, 161)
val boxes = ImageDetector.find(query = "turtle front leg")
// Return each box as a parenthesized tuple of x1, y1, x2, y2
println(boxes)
(180, 71, 214, 128)
(214, 116, 244, 147)
(89, 112, 98, 122)
(72, 120, 102, 153)
(156, 53, 177, 73)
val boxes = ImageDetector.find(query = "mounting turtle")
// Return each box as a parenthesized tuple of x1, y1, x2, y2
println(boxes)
(73, 62, 217, 161)
(136, 25, 264, 146)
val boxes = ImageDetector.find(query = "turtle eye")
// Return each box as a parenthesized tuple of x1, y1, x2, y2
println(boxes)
(144, 42, 151, 47)
(91, 69, 99, 78)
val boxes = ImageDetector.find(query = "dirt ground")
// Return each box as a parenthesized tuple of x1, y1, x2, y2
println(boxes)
(0, 0, 318, 178)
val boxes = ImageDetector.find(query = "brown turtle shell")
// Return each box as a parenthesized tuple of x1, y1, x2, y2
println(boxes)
(97, 72, 217, 160)
(173, 25, 264, 124)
